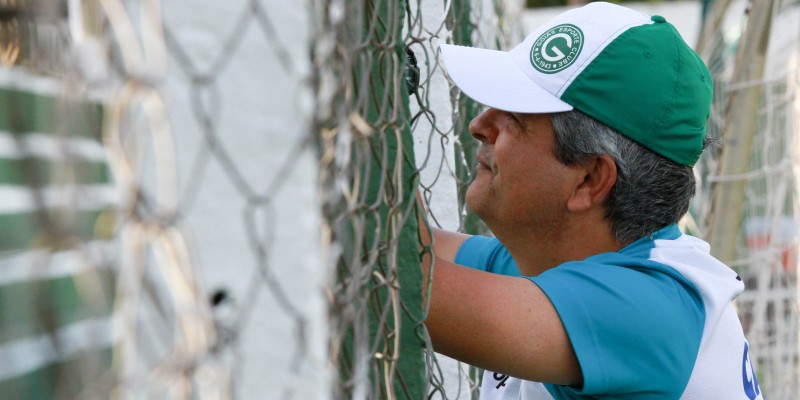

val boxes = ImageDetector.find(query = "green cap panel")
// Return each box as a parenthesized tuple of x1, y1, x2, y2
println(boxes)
(561, 22, 712, 166)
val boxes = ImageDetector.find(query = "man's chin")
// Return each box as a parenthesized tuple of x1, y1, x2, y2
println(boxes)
(465, 184, 489, 219)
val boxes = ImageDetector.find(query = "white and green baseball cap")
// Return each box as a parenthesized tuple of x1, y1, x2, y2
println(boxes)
(440, 2, 713, 166)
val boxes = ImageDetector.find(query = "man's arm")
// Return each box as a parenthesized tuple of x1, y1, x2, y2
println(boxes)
(425, 256, 582, 387)
(416, 193, 582, 387)
(431, 228, 471, 263)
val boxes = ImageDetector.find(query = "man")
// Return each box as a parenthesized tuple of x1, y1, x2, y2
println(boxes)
(423, 2, 762, 399)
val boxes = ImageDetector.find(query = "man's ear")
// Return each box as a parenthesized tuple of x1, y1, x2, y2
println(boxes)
(566, 154, 617, 212)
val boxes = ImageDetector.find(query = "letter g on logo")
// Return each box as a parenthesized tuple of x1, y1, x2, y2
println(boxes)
(530, 24, 583, 74)
(742, 341, 761, 399)
(541, 33, 572, 62)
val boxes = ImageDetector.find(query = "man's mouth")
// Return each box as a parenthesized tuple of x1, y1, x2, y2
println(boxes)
(476, 153, 492, 172)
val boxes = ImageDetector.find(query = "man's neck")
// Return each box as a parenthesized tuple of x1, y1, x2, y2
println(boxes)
(493, 217, 626, 277)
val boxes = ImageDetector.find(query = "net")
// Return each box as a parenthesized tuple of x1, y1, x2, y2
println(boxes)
(16, 1, 798, 399)
(0, 0, 516, 399)
(315, 0, 520, 398)
(695, 0, 800, 398)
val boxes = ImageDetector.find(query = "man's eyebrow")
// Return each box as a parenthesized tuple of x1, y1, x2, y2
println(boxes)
(509, 112, 527, 126)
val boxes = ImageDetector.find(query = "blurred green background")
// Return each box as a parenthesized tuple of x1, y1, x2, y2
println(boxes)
(527, 0, 680, 8)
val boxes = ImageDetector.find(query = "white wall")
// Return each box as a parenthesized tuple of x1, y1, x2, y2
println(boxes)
(159, 1, 327, 398)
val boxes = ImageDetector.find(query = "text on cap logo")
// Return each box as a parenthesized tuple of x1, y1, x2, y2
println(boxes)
(530, 24, 583, 74)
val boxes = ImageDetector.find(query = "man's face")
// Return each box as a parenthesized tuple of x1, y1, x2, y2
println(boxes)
(465, 108, 579, 234)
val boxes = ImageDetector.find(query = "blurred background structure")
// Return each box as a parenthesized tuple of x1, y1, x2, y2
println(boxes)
(0, 0, 797, 399)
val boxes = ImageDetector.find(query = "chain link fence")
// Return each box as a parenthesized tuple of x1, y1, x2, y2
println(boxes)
(0, 0, 518, 398)
(11, 1, 796, 399)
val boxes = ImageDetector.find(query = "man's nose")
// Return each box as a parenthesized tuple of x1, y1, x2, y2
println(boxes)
(469, 108, 500, 144)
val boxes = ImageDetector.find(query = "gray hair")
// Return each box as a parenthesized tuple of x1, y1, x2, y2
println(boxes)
(549, 110, 700, 243)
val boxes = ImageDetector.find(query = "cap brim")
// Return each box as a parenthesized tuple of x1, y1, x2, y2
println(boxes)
(439, 44, 573, 114)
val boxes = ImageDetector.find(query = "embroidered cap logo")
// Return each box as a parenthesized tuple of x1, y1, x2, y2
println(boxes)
(530, 24, 583, 74)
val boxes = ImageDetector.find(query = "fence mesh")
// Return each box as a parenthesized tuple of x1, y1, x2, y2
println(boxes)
(314, 0, 520, 398)
(0, 0, 516, 399)
(694, 0, 800, 398)
(9, 1, 798, 399)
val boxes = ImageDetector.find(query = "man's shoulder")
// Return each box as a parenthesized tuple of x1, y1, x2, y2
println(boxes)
(529, 252, 706, 398)
(455, 235, 519, 276)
